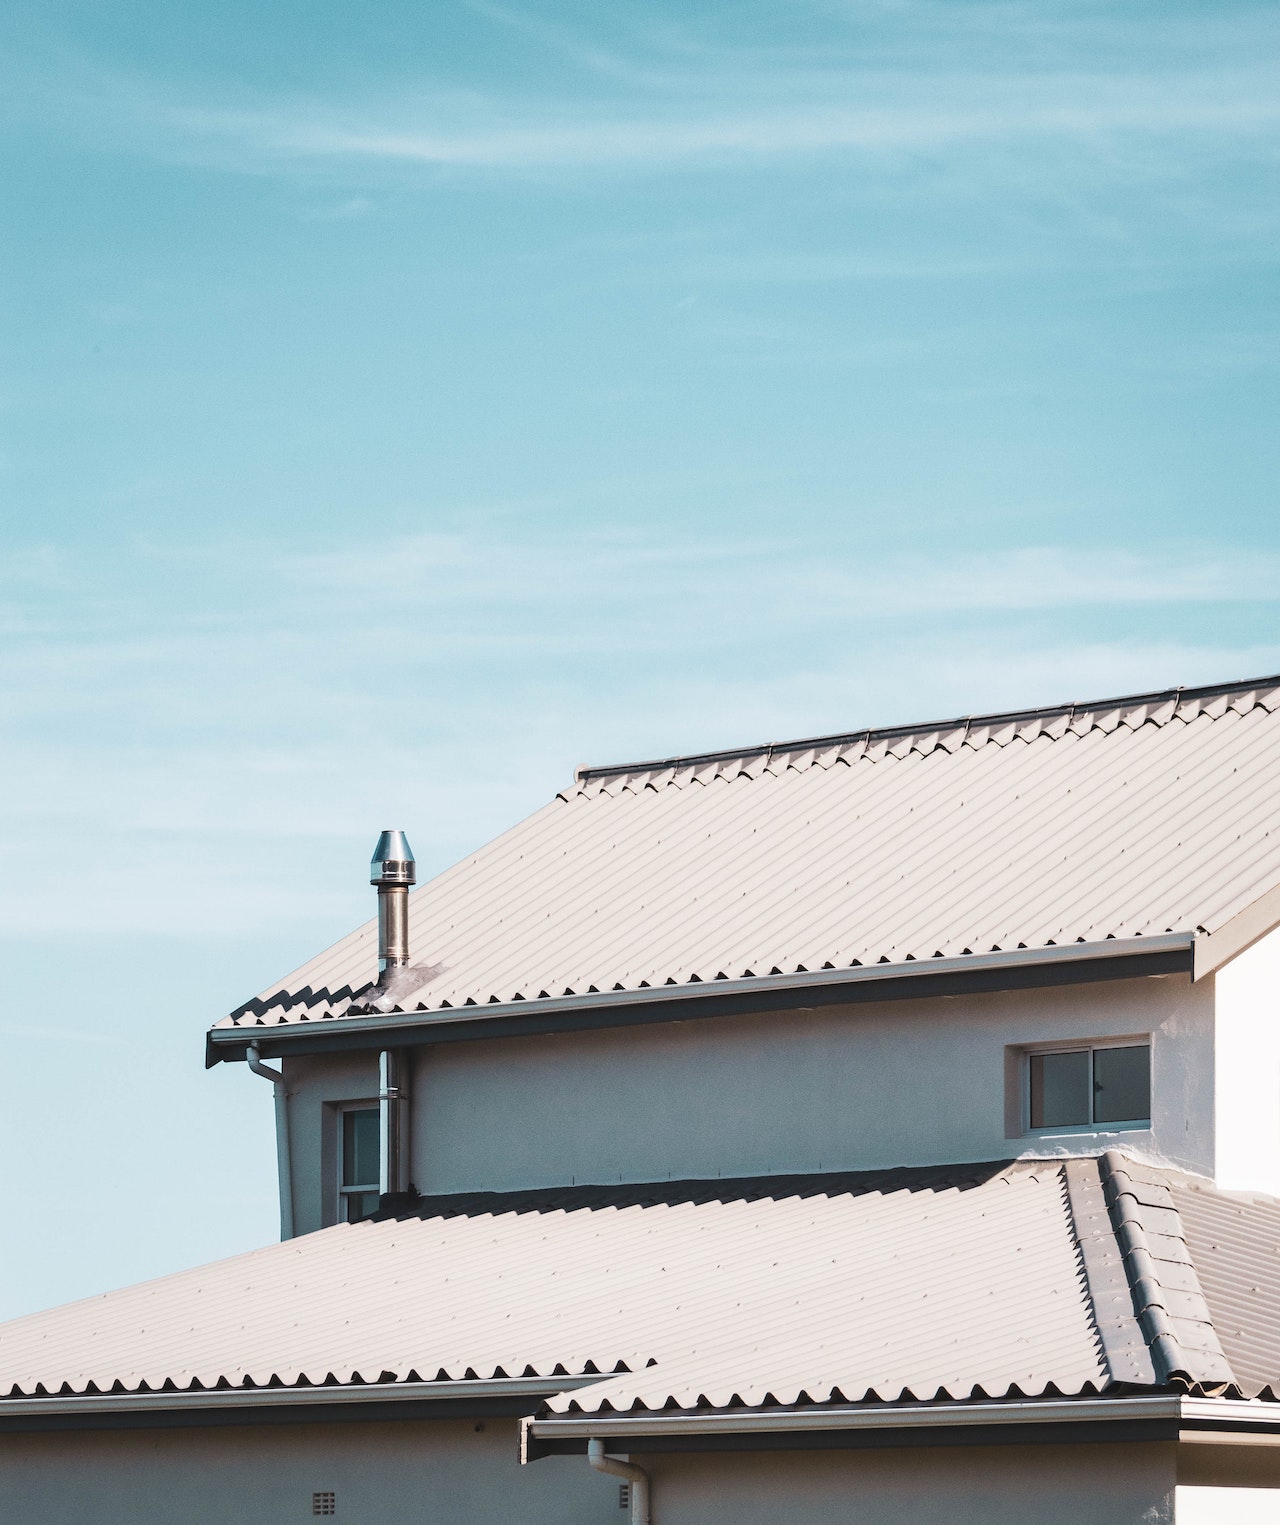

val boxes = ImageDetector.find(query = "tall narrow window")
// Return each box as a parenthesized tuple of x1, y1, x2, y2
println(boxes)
(340, 1106, 380, 1222)
(1029, 1043, 1150, 1130)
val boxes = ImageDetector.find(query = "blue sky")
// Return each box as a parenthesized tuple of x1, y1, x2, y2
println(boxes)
(2, 0, 1279, 1316)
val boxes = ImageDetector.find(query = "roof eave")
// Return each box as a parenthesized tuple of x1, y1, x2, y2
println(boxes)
(523, 1394, 1280, 1458)
(208, 933, 1195, 1065)
(0, 1374, 601, 1434)
(1193, 879, 1280, 980)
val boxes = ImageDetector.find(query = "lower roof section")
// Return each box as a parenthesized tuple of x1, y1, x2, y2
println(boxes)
(0, 1154, 1276, 1437)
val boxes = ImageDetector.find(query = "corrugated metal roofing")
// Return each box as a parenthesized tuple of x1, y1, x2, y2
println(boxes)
(0, 1163, 1102, 1408)
(221, 675, 1280, 1028)
(1173, 1180, 1280, 1397)
(3, 1155, 1276, 1418)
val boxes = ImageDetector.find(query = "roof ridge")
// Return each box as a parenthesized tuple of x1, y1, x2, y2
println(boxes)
(1062, 1158, 1157, 1387)
(1099, 1150, 1235, 1393)
(573, 671, 1280, 786)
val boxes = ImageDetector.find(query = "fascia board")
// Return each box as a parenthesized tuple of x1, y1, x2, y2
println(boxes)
(1193, 880, 1280, 979)
(1179, 1397, 1280, 1434)
(527, 1395, 1280, 1447)
(0, 1374, 596, 1423)
(525, 1396, 1185, 1443)
(209, 933, 1195, 1063)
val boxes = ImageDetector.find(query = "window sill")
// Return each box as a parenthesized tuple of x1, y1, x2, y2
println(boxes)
(1025, 1123, 1152, 1142)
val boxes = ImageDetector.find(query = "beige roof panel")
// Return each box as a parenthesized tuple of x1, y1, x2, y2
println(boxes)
(5, 1155, 1275, 1419)
(222, 675, 1280, 1028)
(0, 1163, 1105, 1408)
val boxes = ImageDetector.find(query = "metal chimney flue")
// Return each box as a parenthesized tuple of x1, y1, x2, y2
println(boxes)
(370, 829, 416, 981)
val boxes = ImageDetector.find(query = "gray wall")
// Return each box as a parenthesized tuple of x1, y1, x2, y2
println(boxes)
(0, 1419, 606, 1525)
(639, 1442, 1175, 1525)
(407, 973, 1213, 1196)
(0, 1422, 1176, 1525)
(282, 1051, 379, 1236)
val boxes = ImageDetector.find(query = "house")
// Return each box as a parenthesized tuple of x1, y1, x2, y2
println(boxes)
(5, 673, 1280, 1522)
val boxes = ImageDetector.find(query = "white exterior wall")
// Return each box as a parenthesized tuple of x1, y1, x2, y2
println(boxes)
(407, 973, 1213, 1195)
(281, 1051, 379, 1236)
(639, 1443, 1175, 1525)
(1177, 1436, 1280, 1519)
(271, 945, 1280, 1222)
(1177, 1488, 1280, 1523)
(0, 1419, 604, 1525)
(1210, 926, 1280, 1195)
(0, 1423, 1177, 1525)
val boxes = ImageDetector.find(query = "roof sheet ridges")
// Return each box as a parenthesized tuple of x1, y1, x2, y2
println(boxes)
(1170, 1179, 1280, 1398)
(4, 1155, 1279, 1418)
(570, 673, 1280, 797)
(1096, 1151, 1234, 1392)
(220, 669, 1280, 1030)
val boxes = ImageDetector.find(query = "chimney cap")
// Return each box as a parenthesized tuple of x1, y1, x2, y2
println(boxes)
(370, 829, 416, 886)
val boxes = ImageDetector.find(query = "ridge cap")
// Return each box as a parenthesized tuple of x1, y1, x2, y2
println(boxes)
(1099, 1149, 1236, 1394)
(573, 671, 1280, 785)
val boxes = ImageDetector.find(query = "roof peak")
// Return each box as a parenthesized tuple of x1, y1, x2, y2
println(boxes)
(574, 670, 1280, 785)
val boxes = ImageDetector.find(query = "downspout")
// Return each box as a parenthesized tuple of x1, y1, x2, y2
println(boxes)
(247, 1043, 295, 1241)
(379, 1048, 411, 1199)
(588, 1438, 651, 1525)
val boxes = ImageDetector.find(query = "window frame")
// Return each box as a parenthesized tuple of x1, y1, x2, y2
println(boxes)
(336, 1101, 381, 1223)
(1020, 1037, 1152, 1137)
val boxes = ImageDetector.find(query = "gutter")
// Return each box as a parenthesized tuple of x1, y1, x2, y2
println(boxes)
(209, 933, 1195, 1065)
(524, 1395, 1280, 1454)
(0, 1375, 600, 1430)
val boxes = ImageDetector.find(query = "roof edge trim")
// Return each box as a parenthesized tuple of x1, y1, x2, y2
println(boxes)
(573, 672, 1280, 783)
(209, 934, 1194, 1062)
(526, 1395, 1280, 1445)
(527, 1394, 1207, 1444)
(1194, 879, 1280, 980)
(0, 1374, 599, 1423)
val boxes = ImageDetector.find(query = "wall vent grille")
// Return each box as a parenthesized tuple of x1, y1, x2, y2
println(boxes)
(312, 1492, 336, 1516)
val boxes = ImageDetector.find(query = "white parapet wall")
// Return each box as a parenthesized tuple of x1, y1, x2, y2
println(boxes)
(1177, 1486, 1280, 1523)
(1212, 925, 1280, 1196)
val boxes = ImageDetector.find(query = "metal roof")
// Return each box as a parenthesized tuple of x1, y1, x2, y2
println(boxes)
(2, 1154, 1274, 1418)
(220, 674, 1280, 1030)
(1173, 1178, 1280, 1397)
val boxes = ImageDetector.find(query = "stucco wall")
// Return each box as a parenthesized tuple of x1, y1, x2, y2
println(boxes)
(1210, 925, 1280, 1196)
(637, 1442, 1175, 1525)
(281, 1051, 379, 1236)
(405, 973, 1212, 1195)
(1177, 1488, 1280, 1523)
(0, 1423, 1176, 1525)
(0, 1419, 605, 1525)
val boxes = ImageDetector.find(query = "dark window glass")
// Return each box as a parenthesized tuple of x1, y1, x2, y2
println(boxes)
(345, 1189, 380, 1224)
(1093, 1045, 1150, 1125)
(1030, 1050, 1090, 1128)
(342, 1107, 379, 1188)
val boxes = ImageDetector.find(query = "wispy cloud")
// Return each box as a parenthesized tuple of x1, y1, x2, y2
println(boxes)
(0, 1023, 132, 1046)
(280, 530, 1280, 619)
(151, 78, 1280, 175)
(4, 2, 1280, 183)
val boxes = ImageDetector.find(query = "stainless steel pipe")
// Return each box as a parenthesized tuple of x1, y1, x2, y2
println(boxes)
(370, 829, 415, 976)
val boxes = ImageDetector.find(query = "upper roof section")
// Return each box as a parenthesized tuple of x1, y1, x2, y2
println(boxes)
(220, 673, 1280, 1030)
